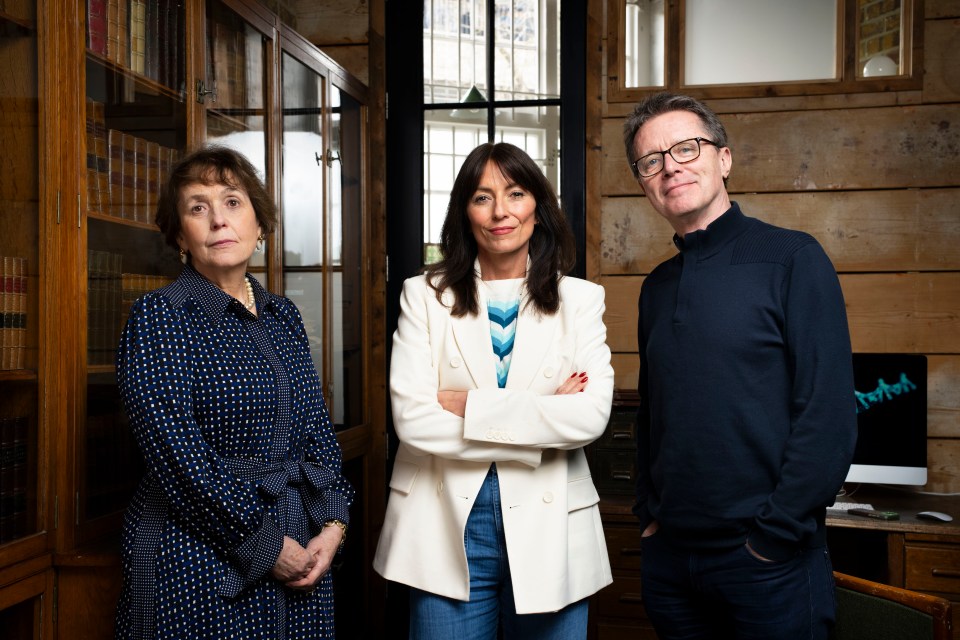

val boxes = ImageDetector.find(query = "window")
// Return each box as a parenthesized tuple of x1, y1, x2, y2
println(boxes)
(609, 0, 922, 101)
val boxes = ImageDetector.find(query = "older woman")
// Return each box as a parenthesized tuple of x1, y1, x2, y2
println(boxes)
(114, 145, 353, 639)
(374, 142, 614, 638)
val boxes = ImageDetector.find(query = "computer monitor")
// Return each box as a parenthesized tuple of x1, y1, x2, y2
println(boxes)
(844, 353, 928, 486)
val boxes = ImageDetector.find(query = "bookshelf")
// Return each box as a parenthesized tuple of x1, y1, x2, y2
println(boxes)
(0, 1, 384, 638)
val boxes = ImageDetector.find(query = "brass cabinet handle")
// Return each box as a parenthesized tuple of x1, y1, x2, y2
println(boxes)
(931, 568, 960, 579)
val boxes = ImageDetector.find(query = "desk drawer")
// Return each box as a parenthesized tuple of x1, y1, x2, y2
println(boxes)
(604, 525, 643, 572)
(904, 545, 960, 595)
(597, 576, 645, 618)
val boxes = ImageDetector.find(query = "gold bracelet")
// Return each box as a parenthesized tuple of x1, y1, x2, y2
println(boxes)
(324, 519, 347, 552)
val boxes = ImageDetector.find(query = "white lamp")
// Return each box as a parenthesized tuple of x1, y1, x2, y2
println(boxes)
(862, 54, 898, 78)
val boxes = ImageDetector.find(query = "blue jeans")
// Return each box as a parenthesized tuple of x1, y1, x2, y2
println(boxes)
(640, 531, 836, 640)
(408, 465, 588, 640)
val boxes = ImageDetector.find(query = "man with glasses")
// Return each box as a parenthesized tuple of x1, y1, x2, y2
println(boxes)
(622, 92, 857, 639)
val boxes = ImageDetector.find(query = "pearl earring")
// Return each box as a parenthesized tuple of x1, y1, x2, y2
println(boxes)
(179, 248, 187, 264)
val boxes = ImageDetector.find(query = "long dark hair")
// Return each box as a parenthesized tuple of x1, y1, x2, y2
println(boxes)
(425, 142, 576, 317)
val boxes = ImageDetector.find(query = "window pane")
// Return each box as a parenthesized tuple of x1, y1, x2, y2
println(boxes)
(684, 0, 837, 85)
(858, 0, 903, 78)
(424, 0, 560, 104)
(424, 0, 488, 104)
(423, 119, 485, 245)
(624, 0, 665, 88)
(330, 87, 364, 429)
(284, 272, 324, 379)
(495, 105, 560, 195)
(281, 53, 324, 268)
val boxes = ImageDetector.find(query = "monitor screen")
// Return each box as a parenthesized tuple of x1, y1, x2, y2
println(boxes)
(845, 353, 927, 486)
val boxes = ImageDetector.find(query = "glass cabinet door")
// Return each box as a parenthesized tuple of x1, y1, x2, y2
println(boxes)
(79, 0, 187, 542)
(0, 0, 42, 549)
(202, 0, 272, 277)
(279, 52, 365, 431)
(329, 86, 364, 430)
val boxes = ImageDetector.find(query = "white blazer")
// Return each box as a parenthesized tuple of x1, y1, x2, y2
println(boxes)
(373, 272, 614, 614)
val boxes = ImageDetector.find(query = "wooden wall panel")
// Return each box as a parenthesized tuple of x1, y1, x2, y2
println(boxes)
(289, 0, 369, 45)
(844, 273, 960, 353)
(317, 45, 369, 86)
(601, 274, 960, 354)
(930, 355, 960, 438)
(926, 0, 960, 20)
(927, 439, 960, 492)
(601, 189, 960, 275)
(603, 104, 960, 196)
(923, 18, 960, 102)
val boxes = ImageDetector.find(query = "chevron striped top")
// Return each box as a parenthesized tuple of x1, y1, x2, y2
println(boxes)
(484, 278, 523, 388)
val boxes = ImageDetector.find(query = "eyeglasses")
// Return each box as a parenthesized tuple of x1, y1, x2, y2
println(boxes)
(633, 137, 719, 178)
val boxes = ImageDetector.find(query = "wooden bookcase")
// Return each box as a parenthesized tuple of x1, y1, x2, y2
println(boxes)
(0, 2, 385, 638)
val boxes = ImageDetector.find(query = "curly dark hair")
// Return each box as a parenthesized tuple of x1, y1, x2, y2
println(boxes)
(425, 142, 576, 317)
(155, 145, 277, 252)
(622, 92, 730, 182)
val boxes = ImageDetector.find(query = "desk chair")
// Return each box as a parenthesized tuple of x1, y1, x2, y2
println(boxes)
(831, 571, 953, 640)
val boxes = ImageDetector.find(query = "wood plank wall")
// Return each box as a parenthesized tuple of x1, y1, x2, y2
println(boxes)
(593, 1, 960, 493)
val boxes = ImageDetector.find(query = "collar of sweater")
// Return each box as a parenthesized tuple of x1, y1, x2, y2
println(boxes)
(673, 201, 748, 258)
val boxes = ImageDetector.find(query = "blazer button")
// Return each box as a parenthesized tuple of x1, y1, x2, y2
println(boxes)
(543, 366, 555, 378)
(542, 492, 554, 503)
(450, 356, 463, 368)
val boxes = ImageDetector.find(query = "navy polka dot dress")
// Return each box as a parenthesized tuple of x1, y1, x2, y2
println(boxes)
(114, 265, 354, 639)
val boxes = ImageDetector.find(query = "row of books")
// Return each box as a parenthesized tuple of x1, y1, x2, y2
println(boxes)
(1, 256, 27, 372)
(88, 250, 173, 366)
(87, 0, 185, 91)
(209, 18, 250, 110)
(86, 98, 180, 224)
(0, 415, 30, 543)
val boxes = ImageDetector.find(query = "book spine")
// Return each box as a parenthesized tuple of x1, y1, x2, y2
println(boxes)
(85, 98, 102, 214)
(88, 0, 108, 56)
(11, 416, 27, 538)
(0, 257, 9, 371)
(0, 417, 13, 541)
(147, 141, 160, 225)
(145, 0, 159, 81)
(108, 129, 124, 219)
(122, 133, 137, 221)
(106, 0, 120, 64)
(14, 258, 25, 370)
(130, 0, 145, 75)
(87, 251, 99, 365)
(108, 252, 123, 361)
(133, 136, 147, 222)
(93, 101, 111, 215)
(119, 0, 129, 68)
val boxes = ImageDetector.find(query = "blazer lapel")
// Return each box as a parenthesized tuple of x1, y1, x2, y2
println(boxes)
(450, 307, 499, 389)
(504, 299, 559, 390)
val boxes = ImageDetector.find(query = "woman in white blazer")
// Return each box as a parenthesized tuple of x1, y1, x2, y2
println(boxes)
(374, 142, 614, 639)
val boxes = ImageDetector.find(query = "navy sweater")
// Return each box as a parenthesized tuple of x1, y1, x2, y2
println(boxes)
(634, 203, 857, 561)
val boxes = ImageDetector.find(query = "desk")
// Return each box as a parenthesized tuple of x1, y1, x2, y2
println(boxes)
(826, 487, 960, 639)
(594, 489, 960, 640)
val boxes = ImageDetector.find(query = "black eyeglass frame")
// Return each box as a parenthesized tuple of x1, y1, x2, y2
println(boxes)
(633, 137, 720, 178)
